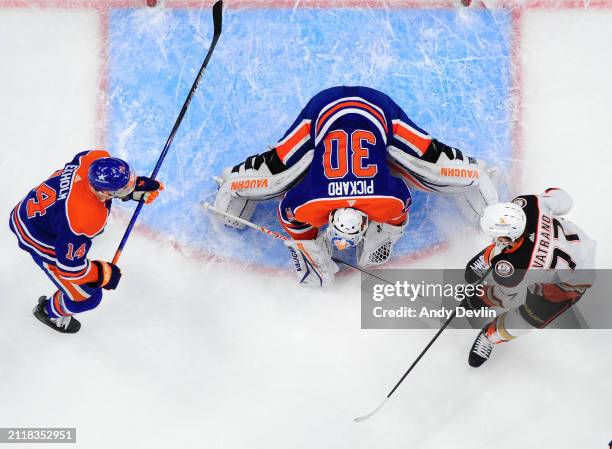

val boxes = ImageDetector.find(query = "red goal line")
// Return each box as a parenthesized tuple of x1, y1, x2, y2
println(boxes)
(1, 0, 612, 10)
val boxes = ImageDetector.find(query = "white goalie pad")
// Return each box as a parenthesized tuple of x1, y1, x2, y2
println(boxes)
(388, 146, 483, 193)
(213, 180, 257, 229)
(357, 220, 408, 267)
(213, 149, 313, 229)
(387, 147, 498, 224)
(284, 236, 339, 287)
(226, 149, 313, 200)
(455, 169, 499, 224)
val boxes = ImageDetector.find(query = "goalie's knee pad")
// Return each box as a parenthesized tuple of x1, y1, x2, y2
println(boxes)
(357, 219, 407, 267)
(284, 236, 339, 287)
(455, 168, 499, 225)
(213, 177, 257, 229)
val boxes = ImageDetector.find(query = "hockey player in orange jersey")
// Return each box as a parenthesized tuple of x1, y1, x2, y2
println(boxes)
(9, 150, 164, 333)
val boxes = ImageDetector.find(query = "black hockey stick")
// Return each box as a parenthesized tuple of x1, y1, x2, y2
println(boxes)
(112, 0, 223, 264)
(354, 267, 493, 422)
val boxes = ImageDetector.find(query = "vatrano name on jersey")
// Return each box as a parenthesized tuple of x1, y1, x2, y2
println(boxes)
(532, 214, 553, 268)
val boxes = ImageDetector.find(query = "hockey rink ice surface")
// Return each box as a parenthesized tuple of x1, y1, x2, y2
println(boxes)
(1, 1, 612, 448)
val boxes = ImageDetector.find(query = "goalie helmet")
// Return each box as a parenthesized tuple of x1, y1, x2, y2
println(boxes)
(479, 202, 527, 243)
(326, 208, 369, 251)
(88, 157, 136, 198)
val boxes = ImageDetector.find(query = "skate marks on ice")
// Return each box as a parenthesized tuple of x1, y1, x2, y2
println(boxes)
(106, 6, 514, 266)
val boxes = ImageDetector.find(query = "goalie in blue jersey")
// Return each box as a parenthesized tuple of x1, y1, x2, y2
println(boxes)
(215, 86, 498, 286)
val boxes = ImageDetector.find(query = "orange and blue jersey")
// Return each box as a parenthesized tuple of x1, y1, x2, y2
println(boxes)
(9, 150, 112, 316)
(275, 86, 431, 238)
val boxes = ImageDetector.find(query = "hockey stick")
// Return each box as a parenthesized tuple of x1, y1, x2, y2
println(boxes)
(201, 202, 392, 283)
(111, 0, 223, 265)
(354, 267, 493, 423)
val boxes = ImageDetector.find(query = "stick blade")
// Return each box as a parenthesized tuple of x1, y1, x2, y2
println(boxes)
(354, 398, 388, 423)
(212, 0, 223, 37)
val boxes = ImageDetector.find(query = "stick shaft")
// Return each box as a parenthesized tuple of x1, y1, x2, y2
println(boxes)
(202, 202, 289, 241)
(387, 310, 457, 397)
(354, 267, 492, 422)
(202, 202, 395, 282)
(385, 268, 492, 398)
(112, 1, 223, 265)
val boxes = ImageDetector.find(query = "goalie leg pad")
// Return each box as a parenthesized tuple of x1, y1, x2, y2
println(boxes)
(357, 219, 408, 267)
(284, 236, 339, 287)
(213, 179, 257, 229)
(456, 169, 499, 225)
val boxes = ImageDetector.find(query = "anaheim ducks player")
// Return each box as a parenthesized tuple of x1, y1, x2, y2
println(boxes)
(463, 188, 596, 367)
(214, 86, 498, 286)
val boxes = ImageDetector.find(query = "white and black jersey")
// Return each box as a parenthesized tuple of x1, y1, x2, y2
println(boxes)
(466, 188, 596, 308)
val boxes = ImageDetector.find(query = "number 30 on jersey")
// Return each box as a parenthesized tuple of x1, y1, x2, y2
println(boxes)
(322, 130, 378, 179)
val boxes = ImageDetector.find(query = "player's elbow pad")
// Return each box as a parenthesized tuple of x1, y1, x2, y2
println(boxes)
(540, 188, 573, 215)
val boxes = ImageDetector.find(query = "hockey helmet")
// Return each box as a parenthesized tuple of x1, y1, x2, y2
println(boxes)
(88, 157, 136, 198)
(326, 208, 369, 251)
(479, 202, 527, 243)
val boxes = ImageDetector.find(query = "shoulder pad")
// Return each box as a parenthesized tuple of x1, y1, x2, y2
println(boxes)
(66, 150, 111, 237)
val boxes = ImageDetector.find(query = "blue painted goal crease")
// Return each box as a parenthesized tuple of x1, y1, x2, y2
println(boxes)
(107, 7, 513, 267)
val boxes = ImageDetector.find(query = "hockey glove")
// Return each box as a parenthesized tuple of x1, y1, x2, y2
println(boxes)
(88, 261, 122, 290)
(123, 177, 164, 204)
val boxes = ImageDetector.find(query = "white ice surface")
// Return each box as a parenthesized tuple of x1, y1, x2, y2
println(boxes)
(1, 6, 611, 449)
(521, 9, 612, 269)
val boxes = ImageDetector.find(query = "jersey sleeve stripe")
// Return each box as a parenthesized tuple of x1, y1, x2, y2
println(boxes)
(44, 263, 94, 301)
(483, 244, 495, 265)
(316, 100, 388, 135)
(283, 221, 313, 230)
(315, 109, 387, 146)
(279, 134, 311, 164)
(392, 120, 431, 156)
(285, 224, 315, 234)
(56, 259, 88, 273)
(55, 263, 90, 280)
(275, 120, 312, 163)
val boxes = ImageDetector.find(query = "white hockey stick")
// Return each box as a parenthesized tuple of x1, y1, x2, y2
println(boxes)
(202, 201, 289, 241)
